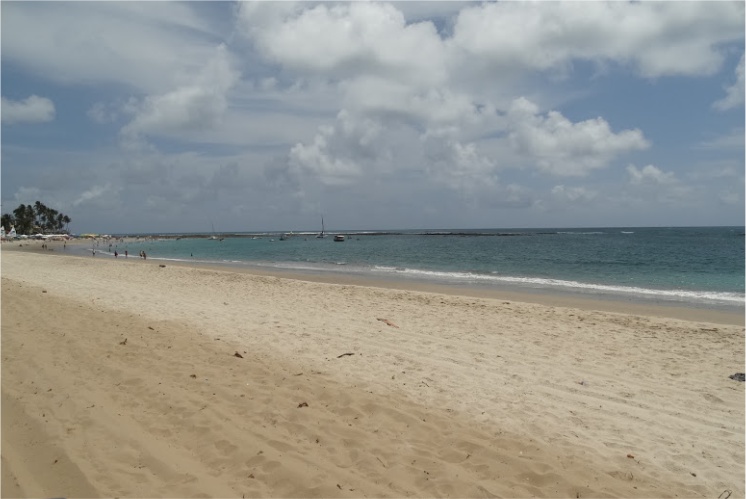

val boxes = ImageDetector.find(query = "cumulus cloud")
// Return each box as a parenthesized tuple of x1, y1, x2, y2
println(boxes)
(1, 95, 55, 125)
(551, 185, 598, 204)
(239, 1, 743, 87)
(288, 109, 394, 186)
(450, 2, 744, 78)
(239, 2, 446, 86)
(238, 0, 734, 192)
(289, 126, 364, 187)
(344, 78, 478, 125)
(283, 104, 500, 200)
(87, 101, 121, 124)
(3, 2, 743, 230)
(713, 54, 745, 111)
(422, 134, 497, 192)
(625, 164, 694, 205)
(507, 98, 650, 176)
(120, 45, 239, 142)
(627, 164, 677, 185)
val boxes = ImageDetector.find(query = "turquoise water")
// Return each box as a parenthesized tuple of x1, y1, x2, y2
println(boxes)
(91, 227, 744, 308)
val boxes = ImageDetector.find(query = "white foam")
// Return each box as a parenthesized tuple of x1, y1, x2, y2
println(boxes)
(371, 266, 744, 305)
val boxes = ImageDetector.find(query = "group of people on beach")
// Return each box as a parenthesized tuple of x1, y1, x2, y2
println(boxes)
(95, 249, 145, 259)
(115, 250, 146, 259)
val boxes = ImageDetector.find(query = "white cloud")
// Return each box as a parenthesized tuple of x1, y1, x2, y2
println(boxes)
(2, 2, 223, 94)
(625, 164, 694, 205)
(719, 189, 742, 206)
(450, 2, 744, 78)
(87, 102, 121, 125)
(624, 165, 696, 209)
(235, 0, 734, 190)
(713, 54, 745, 111)
(1, 95, 55, 125)
(288, 109, 392, 186)
(2, 2, 743, 230)
(696, 127, 745, 150)
(508, 97, 650, 176)
(120, 45, 239, 142)
(239, 1, 743, 88)
(422, 134, 497, 191)
(341, 77, 492, 137)
(239, 2, 446, 87)
(486, 183, 536, 209)
(686, 159, 743, 181)
(289, 125, 363, 187)
(10, 186, 42, 206)
(551, 185, 598, 204)
(627, 164, 676, 185)
(72, 183, 114, 207)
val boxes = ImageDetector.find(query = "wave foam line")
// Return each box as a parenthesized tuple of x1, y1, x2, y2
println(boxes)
(371, 266, 744, 304)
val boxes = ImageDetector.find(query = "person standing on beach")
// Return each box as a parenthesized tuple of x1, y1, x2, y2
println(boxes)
(125, 250, 128, 258)
(114, 250, 118, 258)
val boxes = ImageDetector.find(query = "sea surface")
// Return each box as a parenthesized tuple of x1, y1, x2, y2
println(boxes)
(86, 227, 744, 310)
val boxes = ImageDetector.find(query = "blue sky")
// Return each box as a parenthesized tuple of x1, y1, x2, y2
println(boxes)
(1, 1, 744, 234)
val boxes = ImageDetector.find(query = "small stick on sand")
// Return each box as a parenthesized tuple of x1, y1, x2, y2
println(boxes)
(377, 318, 399, 328)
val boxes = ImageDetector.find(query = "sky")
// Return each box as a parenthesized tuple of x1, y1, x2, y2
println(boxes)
(1, 1, 744, 234)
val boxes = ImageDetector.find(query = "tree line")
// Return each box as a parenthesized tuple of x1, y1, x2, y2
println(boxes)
(1, 201, 71, 235)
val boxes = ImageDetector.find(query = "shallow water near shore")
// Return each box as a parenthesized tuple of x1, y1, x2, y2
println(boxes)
(80, 226, 744, 310)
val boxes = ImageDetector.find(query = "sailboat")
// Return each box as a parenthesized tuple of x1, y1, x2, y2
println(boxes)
(316, 216, 326, 239)
(209, 221, 223, 241)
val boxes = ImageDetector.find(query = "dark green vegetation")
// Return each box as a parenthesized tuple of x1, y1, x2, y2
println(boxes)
(1, 201, 71, 235)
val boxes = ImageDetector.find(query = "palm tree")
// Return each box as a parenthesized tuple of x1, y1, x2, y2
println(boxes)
(25, 205, 35, 233)
(4, 201, 71, 235)
(1, 213, 14, 232)
(34, 201, 46, 231)
(45, 208, 59, 232)
(13, 204, 34, 234)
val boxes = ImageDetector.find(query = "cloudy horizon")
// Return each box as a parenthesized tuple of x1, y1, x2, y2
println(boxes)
(2, 1, 744, 234)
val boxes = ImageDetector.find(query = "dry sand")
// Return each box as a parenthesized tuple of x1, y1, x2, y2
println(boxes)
(1, 249, 744, 498)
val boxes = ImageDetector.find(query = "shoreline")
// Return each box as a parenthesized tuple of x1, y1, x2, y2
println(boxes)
(5, 241, 744, 325)
(194, 262, 746, 326)
(2, 250, 743, 497)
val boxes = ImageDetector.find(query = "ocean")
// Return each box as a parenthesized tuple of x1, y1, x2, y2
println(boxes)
(87, 227, 744, 310)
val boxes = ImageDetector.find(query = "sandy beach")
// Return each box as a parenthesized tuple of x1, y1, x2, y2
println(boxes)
(2, 248, 744, 498)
